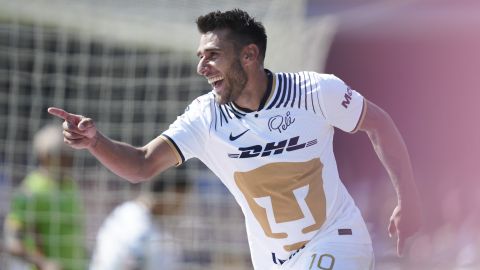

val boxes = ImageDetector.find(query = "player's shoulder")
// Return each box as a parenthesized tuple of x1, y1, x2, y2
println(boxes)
(273, 70, 342, 83)
(184, 92, 215, 113)
(194, 91, 215, 103)
(318, 74, 346, 91)
(288, 72, 350, 103)
(175, 92, 217, 127)
(298, 72, 345, 91)
(300, 71, 341, 82)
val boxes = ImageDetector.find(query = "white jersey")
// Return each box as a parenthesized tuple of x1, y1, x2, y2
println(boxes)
(90, 201, 182, 270)
(162, 71, 372, 269)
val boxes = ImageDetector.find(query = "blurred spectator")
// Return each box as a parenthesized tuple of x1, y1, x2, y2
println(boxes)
(89, 177, 190, 270)
(3, 124, 87, 270)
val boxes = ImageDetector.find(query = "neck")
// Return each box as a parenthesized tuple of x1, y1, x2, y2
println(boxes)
(234, 67, 268, 111)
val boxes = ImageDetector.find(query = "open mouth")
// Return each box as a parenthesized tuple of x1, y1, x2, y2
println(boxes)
(207, 75, 224, 88)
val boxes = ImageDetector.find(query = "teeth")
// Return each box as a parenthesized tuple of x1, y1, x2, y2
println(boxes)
(207, 75, 224, 84)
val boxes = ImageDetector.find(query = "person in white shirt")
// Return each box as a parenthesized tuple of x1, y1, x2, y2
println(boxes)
(89, 179, 188, 270)
(48, 9, 422, 270)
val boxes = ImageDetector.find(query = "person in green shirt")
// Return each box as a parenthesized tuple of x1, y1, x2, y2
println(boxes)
(4, 124, 86, 270)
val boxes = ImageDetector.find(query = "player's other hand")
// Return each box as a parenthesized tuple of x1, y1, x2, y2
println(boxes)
(47, 107, 97, 149)
(388, 199, 423, 257)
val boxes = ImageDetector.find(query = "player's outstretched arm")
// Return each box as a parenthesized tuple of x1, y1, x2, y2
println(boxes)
(47, 107, 178, 182)
(358, 100, 422, 257)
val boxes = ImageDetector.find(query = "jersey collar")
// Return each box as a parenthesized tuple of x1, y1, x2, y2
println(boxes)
(231, 69, 275, 113)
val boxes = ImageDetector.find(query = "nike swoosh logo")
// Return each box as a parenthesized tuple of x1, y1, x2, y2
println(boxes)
(229, 129, 250, 141)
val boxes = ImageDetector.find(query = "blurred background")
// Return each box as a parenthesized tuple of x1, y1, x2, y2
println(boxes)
(1, 0, 479, 269)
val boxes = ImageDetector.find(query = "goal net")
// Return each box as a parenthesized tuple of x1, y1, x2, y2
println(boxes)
(0, 0, 337, 269)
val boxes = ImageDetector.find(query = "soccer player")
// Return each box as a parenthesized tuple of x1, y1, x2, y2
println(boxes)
(48, 9, 422, 270)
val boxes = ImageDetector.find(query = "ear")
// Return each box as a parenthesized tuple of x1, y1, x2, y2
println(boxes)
(241, 44, 260, 66)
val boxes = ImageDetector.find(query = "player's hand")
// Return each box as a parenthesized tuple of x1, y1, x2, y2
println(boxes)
(388, 201, 422, 257)
(47, 107, 97, 149)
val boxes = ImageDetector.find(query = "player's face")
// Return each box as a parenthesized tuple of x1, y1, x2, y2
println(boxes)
(197, 30, 247, 104)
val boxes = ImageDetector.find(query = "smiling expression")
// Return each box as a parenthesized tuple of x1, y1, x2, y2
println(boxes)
(197, 29, 248, 104)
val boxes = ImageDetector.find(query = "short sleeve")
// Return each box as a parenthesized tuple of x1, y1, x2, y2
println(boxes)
(318, 75, 366, 133)
(161, 96, 210, 165)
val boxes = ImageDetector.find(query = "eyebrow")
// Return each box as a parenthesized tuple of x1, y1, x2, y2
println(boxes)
(196, 47, 221, 57)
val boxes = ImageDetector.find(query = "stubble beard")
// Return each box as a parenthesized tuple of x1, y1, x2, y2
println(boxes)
(215, 58, 247, 105)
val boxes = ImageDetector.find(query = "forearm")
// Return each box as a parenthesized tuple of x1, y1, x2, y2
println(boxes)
(366, 114, 419, 204)
(47, 107, 177, 182)
(360, 100, 422, 253)
(87, 131, 149, 182)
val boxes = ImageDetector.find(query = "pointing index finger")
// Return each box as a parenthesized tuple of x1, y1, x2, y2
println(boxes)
(47, 107, 79, 123)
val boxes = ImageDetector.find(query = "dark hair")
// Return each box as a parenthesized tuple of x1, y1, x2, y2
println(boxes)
(196, 9, 267, 63)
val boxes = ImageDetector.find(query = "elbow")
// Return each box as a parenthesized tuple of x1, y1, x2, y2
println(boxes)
(124, 141, 176, 183)
(123, 169, 155, 184)
(122, 147, 156, 183)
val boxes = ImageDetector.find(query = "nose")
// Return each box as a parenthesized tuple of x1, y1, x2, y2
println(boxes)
(197, 57, 208, 76)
